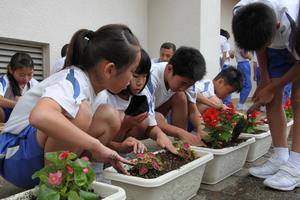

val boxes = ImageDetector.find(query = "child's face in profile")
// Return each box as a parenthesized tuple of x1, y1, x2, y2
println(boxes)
(129, 73, 147, 95)
(168, 75, 195, 92)
(11, 66, 34, 87)
(214, 79, 235, 99)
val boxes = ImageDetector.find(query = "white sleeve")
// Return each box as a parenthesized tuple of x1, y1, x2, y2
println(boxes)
(41, 74, 88, 119)
(141, 88, 157, 127)
(0, 76, 8, 97)
(92, 90, 110, 112)
(185, 85, 197, 104)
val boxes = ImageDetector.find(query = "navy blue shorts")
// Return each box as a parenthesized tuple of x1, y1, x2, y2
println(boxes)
(0, 125, 44, 188)
(2, 107, 13, 123)
(267, 48, 296, 78)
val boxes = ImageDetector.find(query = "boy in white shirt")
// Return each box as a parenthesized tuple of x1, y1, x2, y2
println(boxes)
(147, 46, 207, 146)
(195, 66, 244, 113)
(233, 0, 300, 191)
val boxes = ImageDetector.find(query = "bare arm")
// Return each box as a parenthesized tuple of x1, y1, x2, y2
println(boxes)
(196, 93, 222, 109)
(0, 96, 17, 108)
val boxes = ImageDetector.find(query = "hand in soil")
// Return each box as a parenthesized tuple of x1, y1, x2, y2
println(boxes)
(122, 136, 147, 154)
(156, 134, 178, 154)
(180, 133, 207, 147)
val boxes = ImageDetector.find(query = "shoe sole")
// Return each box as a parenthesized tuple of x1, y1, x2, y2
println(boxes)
(264, 182, 300, 191)
(249, 171, 274, 179)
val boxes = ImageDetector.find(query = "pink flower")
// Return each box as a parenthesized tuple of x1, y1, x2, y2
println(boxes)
(58, 151, 69, 161)
(48, 171, 62, 186)
(183, 143, 190, 151)
(81, 156, 89, 161)
(66, 165, 74, 175)
(139, 164, 148, 175)
(83, 168, 89, 174)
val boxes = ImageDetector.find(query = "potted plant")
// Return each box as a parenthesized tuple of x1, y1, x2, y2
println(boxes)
(103, 141, 213, 200)
(5, 151, 126, 200)
(194, 105, 255, 185)
(240, 111, 272, 162)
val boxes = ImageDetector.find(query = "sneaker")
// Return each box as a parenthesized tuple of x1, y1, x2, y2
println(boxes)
(263, 163, 300, 191)
(248, 158, 286, 179)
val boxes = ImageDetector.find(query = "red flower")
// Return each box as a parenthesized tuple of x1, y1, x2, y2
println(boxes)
(48, 171, 62, 186)
(58, 151, 69, 161)
(66, 165, 74, 175)
(183, 143, 190, 151)
(284, 97, 291, 110)
(249, 111, 259, 119)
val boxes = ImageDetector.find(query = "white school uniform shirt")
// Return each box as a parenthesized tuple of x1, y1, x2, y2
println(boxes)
(146, 62, 197, 109)
(51, 57, 66, 75)
(194, 79, 216, 98)
(0, 74, 39, 100)
(234, 0, 300, 60)
(92, 89, 157, 126)
(220, 35, 231, 65)
(3, 66, 96, 134)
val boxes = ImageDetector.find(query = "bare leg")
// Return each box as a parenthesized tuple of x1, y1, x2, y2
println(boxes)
(0, 108, 5, 123)
(291, 78, 300, 152)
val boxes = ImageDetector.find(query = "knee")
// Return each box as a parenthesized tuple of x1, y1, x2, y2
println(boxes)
(172, 92, 187, 104)
(94, 104, 121, 134)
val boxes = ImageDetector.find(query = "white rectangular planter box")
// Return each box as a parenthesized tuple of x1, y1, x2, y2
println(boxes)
(240, 130, 271, 162)
(3, 181, 126, 200)
(103, 150, 213, 200)
(257, 120, 293, 139)
(194, 137, 255, 185)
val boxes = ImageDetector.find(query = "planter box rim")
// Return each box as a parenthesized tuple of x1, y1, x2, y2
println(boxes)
(103, 150, 213, 188)
(240, 129, 270, 139)
(193, 137, 255, 155)
(3, 181, 126, 200)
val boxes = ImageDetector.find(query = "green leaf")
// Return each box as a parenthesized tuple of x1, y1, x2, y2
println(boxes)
(74, 159, 89, 168)
(45, 152, 60, 163)
(37, 184, 60, 200)
(79, 190, 99, 200)
(74, 169, 87, 187)
(68, 190, 81, 200)
(67, 152, 77, 161)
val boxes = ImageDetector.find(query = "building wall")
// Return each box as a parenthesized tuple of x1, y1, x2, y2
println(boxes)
(0, 0, 148, 76)
(148, 0, 220, 80)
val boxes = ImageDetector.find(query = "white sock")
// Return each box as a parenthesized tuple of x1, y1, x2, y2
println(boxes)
(272, 147, 289, 162)
(288, 151, 300, 167)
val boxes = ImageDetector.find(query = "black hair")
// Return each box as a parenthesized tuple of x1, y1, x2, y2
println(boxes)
(160, 42, 176, 52)
(61, 44, 68, 57)
(121, 48, 151, 96)
(64, 24, 140, 72)
(214, 66, 244, 92)
(169, 46, 206, 81)
(220, 29, 230, 40)
(232, 3, 277, 51)
(7, 52, 34, 96)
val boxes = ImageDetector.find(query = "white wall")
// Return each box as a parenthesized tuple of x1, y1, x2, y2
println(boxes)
(147, 0, 221, 80)
(0, 0, 148, 76)
(147, 0, 201, 57)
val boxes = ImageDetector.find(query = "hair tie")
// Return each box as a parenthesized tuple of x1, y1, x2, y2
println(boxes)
(84, 30, 94, 41)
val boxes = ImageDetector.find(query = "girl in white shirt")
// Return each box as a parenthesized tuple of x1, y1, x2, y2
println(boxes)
(0, 52, 39, 122)
(0, 24, 140, 188)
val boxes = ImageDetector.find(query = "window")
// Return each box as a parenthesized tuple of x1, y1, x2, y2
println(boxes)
(0, 38, 49, 81)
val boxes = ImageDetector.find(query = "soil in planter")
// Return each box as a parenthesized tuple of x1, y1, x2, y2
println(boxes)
(204, 138, 247, 149)
(30, 197, 103, 200)
(128, 151, 195, 179)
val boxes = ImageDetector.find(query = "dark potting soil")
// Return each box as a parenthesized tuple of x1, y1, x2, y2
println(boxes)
(204, 138, 247, 149)
(128, 151, 195, 179)
(250, 129, 266, 134)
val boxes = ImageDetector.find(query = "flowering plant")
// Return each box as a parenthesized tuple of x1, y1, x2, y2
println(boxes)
(32, 151, 98, 200)
(172, 140, 198, 161)
(134, 152, 163, 176)
(202, 103, 241, 148)
(284, 97, 293, 121)
(244, 111, 260, 134)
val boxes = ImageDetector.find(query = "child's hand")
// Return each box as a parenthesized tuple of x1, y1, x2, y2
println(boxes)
(156, 133, 178, 154)
(121, 136, 147, 154)
(123, 112, 148, 130)
(91, 144, 131, 175)
(178, 130, 207, 147)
